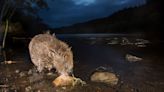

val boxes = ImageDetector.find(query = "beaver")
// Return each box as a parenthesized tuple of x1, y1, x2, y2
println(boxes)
(29, 33, 73, 75)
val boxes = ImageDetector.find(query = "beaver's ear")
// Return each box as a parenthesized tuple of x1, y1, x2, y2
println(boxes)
(52, 32, 56, 37)
(45, 30, 50, 34)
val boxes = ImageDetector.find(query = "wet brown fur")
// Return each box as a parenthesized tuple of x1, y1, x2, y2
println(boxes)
(29, 33, 73, 75)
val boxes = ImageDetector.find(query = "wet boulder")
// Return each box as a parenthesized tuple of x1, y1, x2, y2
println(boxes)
(90, 71, 118, 86)
(135, 39, 150, 47)
(126, 54, 142, 62)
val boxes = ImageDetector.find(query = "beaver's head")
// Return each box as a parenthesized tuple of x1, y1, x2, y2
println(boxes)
(63, 47, 74, 75)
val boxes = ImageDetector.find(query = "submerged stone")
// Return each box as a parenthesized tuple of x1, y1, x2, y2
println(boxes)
(126, 54, 142, 62)
(53, 74, 86, 87)
(90, 71, 118, 86)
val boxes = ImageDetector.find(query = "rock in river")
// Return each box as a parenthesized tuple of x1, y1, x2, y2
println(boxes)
(90, 71, 118, 86)
(126, 54, 142, 62)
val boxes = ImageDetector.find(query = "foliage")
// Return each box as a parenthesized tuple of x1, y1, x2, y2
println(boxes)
(0, 0, 48, 22)
(0, 0, 48, 48)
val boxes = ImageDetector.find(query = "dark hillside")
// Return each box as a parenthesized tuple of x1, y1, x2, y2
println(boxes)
(52, 0, 162, 36)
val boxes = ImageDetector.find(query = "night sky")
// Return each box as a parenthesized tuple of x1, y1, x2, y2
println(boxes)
(38, 0, 146, 28)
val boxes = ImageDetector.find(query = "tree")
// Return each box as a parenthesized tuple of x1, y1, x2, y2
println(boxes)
(0, 0, 48, 49)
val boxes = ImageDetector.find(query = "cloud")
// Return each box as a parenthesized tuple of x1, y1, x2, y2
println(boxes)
(114, 0, 130, 5)
(72, 0, 96, 6)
